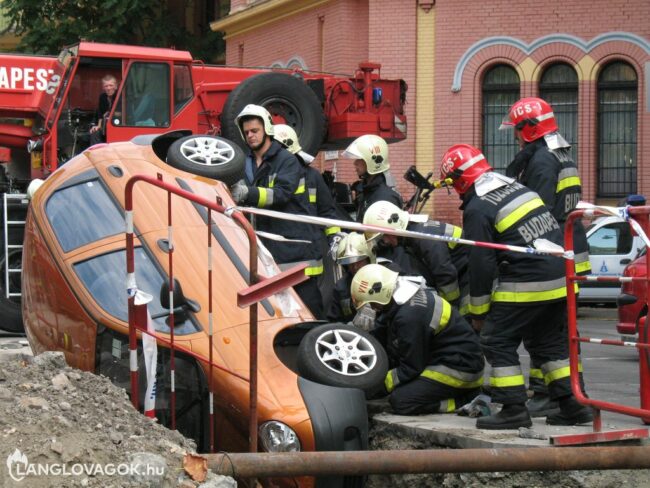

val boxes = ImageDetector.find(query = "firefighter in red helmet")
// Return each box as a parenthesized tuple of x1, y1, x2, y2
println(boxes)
(501, 97, 590, 417)
(438, 144, 592, 429)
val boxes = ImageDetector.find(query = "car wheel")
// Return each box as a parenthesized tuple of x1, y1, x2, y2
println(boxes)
(297, 323, 388, 392)
(220, 72, 327, 156)
(166, 135, 245, 186)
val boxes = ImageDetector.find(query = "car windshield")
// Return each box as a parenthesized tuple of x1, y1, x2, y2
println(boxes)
(74, 247, 200, 335)
(46, 176, 125, 252)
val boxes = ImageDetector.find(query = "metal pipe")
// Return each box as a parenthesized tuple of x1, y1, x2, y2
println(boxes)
(204, 447, 650, 478)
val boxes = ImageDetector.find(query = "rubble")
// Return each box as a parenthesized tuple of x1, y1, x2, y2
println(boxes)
(0, 352, 235, 488)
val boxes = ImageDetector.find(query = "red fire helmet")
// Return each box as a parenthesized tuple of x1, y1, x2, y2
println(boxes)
(439, 144, 492, 195)
(500, 97, 558, 143)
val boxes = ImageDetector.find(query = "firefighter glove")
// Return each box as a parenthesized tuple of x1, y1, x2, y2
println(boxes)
(230, 180, 249, 204)
(352, 304, 376, 331)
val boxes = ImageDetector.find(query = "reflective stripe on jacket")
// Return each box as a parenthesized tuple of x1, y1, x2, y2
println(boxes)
(461, 179, 567, 320)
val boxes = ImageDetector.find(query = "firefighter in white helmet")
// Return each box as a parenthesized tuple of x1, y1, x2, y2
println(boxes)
(362, 200, 461, 309)
(343, 134, 402, 222)
(350, 264, 484, 415)
(327, 232, 375, 325)
(230, 105, 324, 318)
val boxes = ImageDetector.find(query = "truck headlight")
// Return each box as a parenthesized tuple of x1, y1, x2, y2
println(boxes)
(258, 421, 301, 452)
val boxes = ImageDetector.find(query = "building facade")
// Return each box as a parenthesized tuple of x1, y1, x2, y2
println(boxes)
(212, 0, 649, 224)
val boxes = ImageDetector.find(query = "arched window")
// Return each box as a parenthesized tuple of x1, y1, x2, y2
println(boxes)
(597, 61, 638, 197)
(540, 63, 579, 164)
(482, 65, 520, 172)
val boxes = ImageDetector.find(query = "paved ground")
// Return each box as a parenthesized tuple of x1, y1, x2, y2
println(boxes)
(370, 306, 650, 449)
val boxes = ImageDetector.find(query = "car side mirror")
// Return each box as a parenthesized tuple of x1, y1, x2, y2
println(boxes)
(159, 278, 201, 313)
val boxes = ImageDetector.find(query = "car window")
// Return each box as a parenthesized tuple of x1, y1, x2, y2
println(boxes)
(74, 247, 200, 335)
(46, 178, 125, 252)
(588, 222, 633, 255)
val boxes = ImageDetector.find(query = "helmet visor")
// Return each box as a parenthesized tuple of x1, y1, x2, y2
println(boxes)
(499, 112, 516, 131)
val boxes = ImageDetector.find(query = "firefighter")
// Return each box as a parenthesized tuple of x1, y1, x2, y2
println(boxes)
(343, 134, 403, 222)
(500, 97, 590, 417)
(350, 263, 484, 415)
(273, 123, 346, 249)
(327, 232, 375, 325)
(362, 200, 461, 308)
(229, 105, 324, 318)
(438, 144, 592, 429)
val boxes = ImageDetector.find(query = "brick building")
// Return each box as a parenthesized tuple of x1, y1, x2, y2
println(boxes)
(212, 0, 649, 224)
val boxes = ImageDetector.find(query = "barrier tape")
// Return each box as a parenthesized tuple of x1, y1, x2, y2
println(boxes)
(230, 205, 571, 258)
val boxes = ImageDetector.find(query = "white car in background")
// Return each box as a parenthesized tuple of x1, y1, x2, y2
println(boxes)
(579, 214, 646, 304)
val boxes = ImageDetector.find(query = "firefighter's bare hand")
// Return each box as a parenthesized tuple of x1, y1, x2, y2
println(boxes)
(90, 125, 99, 134)
(471, 319, 484, 333)
(230, 180, 249, 204)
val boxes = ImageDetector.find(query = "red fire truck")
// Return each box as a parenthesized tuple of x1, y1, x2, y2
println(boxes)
(0, 41, 407, 332)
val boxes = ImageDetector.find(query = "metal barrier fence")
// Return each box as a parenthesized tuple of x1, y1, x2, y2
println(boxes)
(563, 205, 650, 445)
(124, 173, 306, 454)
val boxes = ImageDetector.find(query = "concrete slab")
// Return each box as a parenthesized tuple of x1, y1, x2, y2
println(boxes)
(369, 400, 650, 449)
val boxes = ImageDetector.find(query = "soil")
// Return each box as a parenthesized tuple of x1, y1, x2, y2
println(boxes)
(0, 351, 235, 488)
(367, 421, 650, 488)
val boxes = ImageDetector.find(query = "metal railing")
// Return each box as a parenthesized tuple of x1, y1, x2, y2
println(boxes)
(124, 173, 306, 454)
(563, 205, 650, 445)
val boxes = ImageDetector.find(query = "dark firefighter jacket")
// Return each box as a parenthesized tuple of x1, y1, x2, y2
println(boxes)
(506, 137, 590, 274)
(461, 179, 569, 320)
(354, 173, 403, 222)
(375, 221, 460, 305)
(327, 273, 355, 323)
(419, 220, 469, 314)
(241, 140, 320, 266)
(382, 288, 484, 392)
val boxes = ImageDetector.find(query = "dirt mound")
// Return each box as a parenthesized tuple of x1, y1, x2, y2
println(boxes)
(0, 351, 235, 487)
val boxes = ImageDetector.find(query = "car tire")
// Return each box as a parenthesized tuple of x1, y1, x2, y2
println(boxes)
(297, 323, 388, 392)
(166, 135, 245, 186)
(220, 72, 327, 156)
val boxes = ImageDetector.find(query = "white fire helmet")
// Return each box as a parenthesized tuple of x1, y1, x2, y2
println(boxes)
(336, 232, 376, 266)
(343, 134, 389, 174)
(350, 264, 398, 309)
(362, 200, 409, 242)
(235, 104, 274, 141)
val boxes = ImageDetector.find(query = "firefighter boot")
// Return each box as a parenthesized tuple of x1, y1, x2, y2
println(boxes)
(476, 403, 532, 430)
(526, 392, 560, 418)
(546, 396, 593, 426)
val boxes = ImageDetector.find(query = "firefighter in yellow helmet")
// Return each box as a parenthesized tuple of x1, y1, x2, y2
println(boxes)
(350, 264, 484, 415)
(362, 200, 461, 309)
(343, 134, 402, 223)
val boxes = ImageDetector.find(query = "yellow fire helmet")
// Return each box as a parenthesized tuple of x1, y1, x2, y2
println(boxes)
(350, 263, 398, 309)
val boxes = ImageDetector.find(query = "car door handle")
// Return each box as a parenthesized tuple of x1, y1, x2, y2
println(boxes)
(620, 258, 631, 264)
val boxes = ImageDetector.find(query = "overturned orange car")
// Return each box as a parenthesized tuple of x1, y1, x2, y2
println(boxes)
(22, 132, 388, 487)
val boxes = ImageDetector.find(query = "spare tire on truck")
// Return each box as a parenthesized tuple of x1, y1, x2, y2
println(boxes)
(220, 72, 327, 156)
(297, 323, 388, 394)
(166, 135, 245, 186)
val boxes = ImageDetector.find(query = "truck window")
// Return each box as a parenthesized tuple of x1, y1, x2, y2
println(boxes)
(114, 62, 170, 128)
(174, 65, 193, 114)
(45, 177, 125, 252)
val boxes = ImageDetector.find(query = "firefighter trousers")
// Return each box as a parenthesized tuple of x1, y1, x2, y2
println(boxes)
(389, 376, 479, 415)
(481, 301, 573, 405)
(294, 276, 324, 320)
